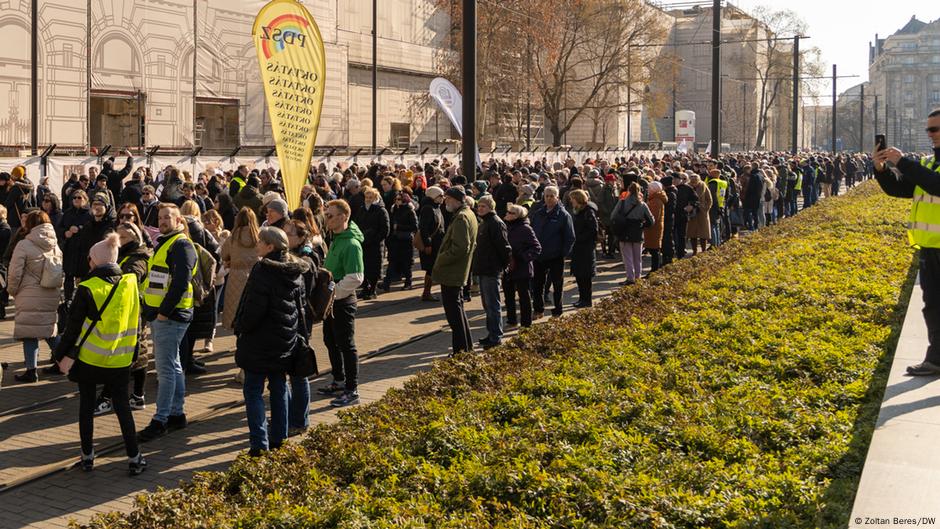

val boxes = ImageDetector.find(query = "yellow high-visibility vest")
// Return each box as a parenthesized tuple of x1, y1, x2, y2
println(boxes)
(909, 156, 940, 249)
(231, 176, 247, 195)
(142, 233, 197, 310)
(77, 275, 139, 369)
(706, 177, 728, 208)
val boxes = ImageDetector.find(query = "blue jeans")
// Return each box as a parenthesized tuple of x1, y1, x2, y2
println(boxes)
(288, 375, 309, 429)
(710, 221, 722, 248)
(23, 337, 60, 369)
(150, 319, 189, 424)
(478, 275, 503, 343)
(243, 370, 287, 451)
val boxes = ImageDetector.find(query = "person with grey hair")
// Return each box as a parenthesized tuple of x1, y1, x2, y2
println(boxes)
(233, 226, 308, 456)
(529, 185, 575, 319)
(472, 195, 511, 348)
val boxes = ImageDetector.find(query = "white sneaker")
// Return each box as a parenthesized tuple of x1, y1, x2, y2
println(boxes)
(129, 394, 146, 410)
(203, 340, 214, 353)
(93, 397, 113, 416)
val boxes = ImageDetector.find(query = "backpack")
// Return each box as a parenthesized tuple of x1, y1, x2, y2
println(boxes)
(190, 243, 216, 307)
(40, 251, 64, 289)
(309, 265, 335, 323)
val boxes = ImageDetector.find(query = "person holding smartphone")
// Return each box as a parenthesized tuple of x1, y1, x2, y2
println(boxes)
(873, 108, 940, 375)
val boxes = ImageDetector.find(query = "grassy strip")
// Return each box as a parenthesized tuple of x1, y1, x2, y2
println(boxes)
(83, 182, 914, 529)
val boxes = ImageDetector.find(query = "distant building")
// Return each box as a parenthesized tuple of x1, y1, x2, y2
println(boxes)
(0, 0, 452, 154)
(643, 3, 797, 152)
(869, 16, 940, 153)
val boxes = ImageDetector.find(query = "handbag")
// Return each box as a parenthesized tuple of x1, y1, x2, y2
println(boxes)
(412, 230, 426, 252)
(290, 291, 318, 378)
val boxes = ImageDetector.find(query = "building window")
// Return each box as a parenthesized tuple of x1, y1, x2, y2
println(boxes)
(904, 74, 915, 83)
(932, 90, 940, 102)
(94, 36, 140, 73)
(903, 56, 916, 65)
(905, 91, 914, 102)
(0, 24, 30, 62)
(902, 42, 917, 50)
(931, 74, 940, 84)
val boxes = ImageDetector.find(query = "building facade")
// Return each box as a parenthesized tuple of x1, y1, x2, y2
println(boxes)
(643, 3, 796, 152)
(0, 0, 454, 154)
(869, 16, 940, 153)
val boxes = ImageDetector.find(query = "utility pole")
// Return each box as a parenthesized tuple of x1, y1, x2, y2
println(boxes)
(372, 0, 378, 154)
(30, 0, 38, 154)
(791, 35, 800, 155)
(874, 94, 879, 138)
(627, 44, 632, 149)
(742, 84, 747, 150)
(710, 0, 721, 155)
(859, 84, 865, 153)
(525, 36, 531, 151)
(831, 64, 837, 153)
(461, 0, 476, 180)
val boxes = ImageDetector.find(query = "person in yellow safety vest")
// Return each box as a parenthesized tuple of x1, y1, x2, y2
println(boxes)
(875, 107, 940, 376)
(53, 233, 148, 476)
(137, 203, 199, 443)
(705, 168, 727, 248)
(229, 165, 249, 197)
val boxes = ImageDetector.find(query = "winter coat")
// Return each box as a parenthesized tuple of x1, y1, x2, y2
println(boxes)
(5, 180, 35, 229)
(743, 172, 764, 210)
(687, 181, 712, 240)
(186, 216, 220, 260)
(104, 156, 134, 200)
(493, 182, 519, 217)
(234, 251, 306, 375)
(530, 203, 576, 262)
(75, 214, 115, 278)
(506, 218, 541, 280)
(357, 201, 391, 250)
(0, 221, 11, 271)
(8, 224, 62, 339)
(233, 185, 264, 218)
(586, 178, 617, 227)
(663, 185, 678, 234)
(118, 241, 152, 371)
(674, 183, 698, 226)
(120, 179, 144, 209)
(472, 211, 512, 277)
(644, 190, 668, 250)
(611, 195, 654, 244)
(220, 229, 259, 330)
(418, 197, 445, 272)
(570, 203, 598, 278)
(388, 202, 418, 244)
(432, 205, 479, 287)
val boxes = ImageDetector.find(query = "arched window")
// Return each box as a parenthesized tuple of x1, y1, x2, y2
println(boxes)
(93, 35, 139, 73)
(0, 23, 30, 62)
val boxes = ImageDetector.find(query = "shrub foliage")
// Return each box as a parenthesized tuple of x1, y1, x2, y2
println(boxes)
(82, 182, 915, 529)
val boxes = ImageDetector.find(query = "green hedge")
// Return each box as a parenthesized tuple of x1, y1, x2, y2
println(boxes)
(83, 182, 915, 529)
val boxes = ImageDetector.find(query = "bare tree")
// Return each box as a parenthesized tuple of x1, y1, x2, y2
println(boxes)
(744, 6, 823, 150)
(531, 0, 667, 146)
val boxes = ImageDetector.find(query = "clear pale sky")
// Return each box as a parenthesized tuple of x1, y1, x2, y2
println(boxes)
(729, 1, 939, 98)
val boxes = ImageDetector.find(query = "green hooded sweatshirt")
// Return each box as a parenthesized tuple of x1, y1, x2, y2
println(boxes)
(324, 221, 365, 281)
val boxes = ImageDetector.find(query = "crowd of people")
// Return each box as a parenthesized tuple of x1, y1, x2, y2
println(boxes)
(0, 146, 874, 471)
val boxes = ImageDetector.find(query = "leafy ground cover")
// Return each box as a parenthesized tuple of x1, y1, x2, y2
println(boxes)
(84, 181, 916, 529)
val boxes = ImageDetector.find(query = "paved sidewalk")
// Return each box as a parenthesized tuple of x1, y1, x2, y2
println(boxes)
(0, 258, 626, 529)
(850, 276, 940, 528)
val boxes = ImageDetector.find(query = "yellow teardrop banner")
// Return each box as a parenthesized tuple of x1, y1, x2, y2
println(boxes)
(252, 0, 326, 210)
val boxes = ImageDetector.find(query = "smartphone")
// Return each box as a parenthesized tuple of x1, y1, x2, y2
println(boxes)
(875, 134, 887, 152)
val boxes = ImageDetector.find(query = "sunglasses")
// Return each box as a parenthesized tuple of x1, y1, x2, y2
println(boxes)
(927, 126, 940, 134)
(119, 213, 136, 220)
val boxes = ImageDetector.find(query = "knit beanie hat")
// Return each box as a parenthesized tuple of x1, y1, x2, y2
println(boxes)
(89, 233, 120, 268)
(11, 165, 25, 181)
(267, 198, 289, 218)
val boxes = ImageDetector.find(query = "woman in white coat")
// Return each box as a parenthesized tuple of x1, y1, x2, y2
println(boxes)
(10, 210, 63, 382)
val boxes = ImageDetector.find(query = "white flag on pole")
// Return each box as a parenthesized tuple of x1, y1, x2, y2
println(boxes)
(430, 77, 482, 171)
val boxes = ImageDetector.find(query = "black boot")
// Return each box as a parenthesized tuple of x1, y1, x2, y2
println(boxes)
(14, 369, 38, 383)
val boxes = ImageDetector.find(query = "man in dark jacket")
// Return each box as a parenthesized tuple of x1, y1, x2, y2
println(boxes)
(102, 153, 134, 200)
(529, 186, 575, 319)
(137, 204, 198, 442)
(472, 196, 511, 348)
(120, 170, 145, 209)
(874, 108, 940, 376)
(234, 176, 264, 218)
(660, 175, 678, 265)
(743, 168, 764, 231)
(673, 173, 697, 259)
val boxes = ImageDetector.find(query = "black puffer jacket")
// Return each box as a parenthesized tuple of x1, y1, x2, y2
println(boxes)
(472, 211, 511, 277)
(356, 202, 390, 250)
(234, 251, 307, 374)
(76, 214, 116, 278)
(57, 206, 92, 276)
(6, 180, 35, 228)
